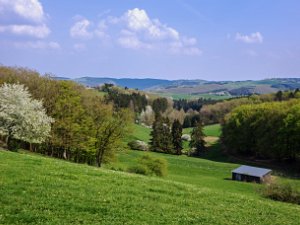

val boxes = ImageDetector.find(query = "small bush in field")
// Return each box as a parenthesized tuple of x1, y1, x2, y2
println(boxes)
(127, 164, 150, 175)
(261, 182, 300, 205)
(128, 155, 168, 177)
(139, 155, 168, 177)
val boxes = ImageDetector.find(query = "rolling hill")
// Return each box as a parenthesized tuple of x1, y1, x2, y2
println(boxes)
(1, 149, 300, 225)
(56, 76, 300, 99)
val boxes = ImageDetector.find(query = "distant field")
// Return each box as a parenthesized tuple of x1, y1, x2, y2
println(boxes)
(126, 124, 221, 146)
(1, 149, 299, 224)
(155, 92, 232, 100)
(183, 124, 221, 137)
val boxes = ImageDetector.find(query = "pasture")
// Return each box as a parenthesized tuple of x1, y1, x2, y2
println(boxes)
(1, 149, 300, 225)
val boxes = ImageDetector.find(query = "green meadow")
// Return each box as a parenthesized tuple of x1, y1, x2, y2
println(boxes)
(1, 123, 300, 224)
(1, 149, 300, 225)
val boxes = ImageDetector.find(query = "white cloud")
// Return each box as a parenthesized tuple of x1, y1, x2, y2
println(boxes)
(119, 8, 200, 54)
(125, 8, 151, 31)
(69, 8, 201, 55)
(94, 20, 110, 40)
(122, 9, 181, 41)
(0, 0, 45, 23)
(117, 30, 153, 50)
(70, 18, 93, 39)
(0, 24, 50, 38)
(235, 32, 263, 44)
(13, 41, 60, 49)
(0, 0, 50, 38)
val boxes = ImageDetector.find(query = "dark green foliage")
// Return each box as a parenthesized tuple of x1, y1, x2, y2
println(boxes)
(152, 98, 168, 114)
(150, 115, 174, 154)
(275, 90, 283, 101)
(172, 119, 183, 155)
(100, 83, 114, 92)
(105, 88, 147, 113)
(183, 116, 192, 128)
(189, 122, 206, 155)
(173, 98, 217, 112)
(222, 100, 300, 160)
(261, 182, 300, 205)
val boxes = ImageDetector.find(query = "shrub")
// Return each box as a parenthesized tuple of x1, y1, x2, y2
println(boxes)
(127, 155, 168, 177)
(261, 182, 300, 204)
(139, 155, 168, 177)
(127, 164, 150, 175)
(109, 165, 125, 172)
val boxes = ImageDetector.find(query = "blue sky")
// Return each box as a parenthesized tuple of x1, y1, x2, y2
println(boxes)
(0, 0, 300, 80)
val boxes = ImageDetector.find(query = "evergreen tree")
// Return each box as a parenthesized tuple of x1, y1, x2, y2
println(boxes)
(150, 114, 174, 153)
(189, 122, 206, 155)
(172, 119, 183, 155)
(183, 116, 192, 128)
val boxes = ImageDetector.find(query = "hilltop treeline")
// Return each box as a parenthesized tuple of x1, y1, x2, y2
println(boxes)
(222, 100, 300, 161)
(200, 90, 300, 124)
(0, 66, 132, 166)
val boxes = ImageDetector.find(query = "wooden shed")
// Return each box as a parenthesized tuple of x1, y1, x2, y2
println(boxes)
(232, 165, 272, 183)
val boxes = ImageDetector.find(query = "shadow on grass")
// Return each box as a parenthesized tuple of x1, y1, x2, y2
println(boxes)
(199, 141, 231, 163)
(199, 141, 300, 178)
(199, 141, 300, 179)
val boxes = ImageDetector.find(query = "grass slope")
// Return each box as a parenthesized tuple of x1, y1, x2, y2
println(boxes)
(125, 123, 151, 143)
(1, 150, 300, 225)
(183, 124, 221, 137)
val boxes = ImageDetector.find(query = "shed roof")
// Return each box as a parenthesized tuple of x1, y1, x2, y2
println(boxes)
(232, 165, 271, 178)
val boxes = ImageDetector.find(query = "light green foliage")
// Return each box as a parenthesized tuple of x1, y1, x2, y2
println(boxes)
(0, 66, 132, 166)
(138, 154, 168, 177)
(0, 83, 53, 149)
(222, 99, 300, 160)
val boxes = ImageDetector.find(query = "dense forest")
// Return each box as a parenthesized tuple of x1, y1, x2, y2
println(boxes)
(222, 99, 300, 161)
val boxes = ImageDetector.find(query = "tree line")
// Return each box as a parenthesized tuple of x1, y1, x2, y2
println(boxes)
(0, 66, 132, 167)
(222, 99, 300, 161)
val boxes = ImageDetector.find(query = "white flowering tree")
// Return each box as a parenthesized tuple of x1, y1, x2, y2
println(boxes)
(0, 83, 54, 150)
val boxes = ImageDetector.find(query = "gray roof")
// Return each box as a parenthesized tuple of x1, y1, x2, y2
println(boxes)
(232, 165, 271, 178)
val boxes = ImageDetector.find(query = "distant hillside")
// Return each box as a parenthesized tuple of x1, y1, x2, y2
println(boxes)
(57, 76, 300, 99)
(72, 77, 174, 90)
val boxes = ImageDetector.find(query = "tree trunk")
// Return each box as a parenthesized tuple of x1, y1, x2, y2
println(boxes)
(29, 143, 33, 152)
(96, 149, 104, 167)
(6, 135, 12, 150)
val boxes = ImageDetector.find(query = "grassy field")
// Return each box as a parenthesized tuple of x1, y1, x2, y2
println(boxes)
(1, 149, 300, 225)
(1, 123, 300, 224)
(155, 92, 232, 100)
(183, 124, 221, 137)
(125, 123, 151, 143)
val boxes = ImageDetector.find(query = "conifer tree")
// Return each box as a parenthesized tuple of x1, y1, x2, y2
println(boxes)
(150, 114, 174, 153)
(189, 121, 206, 155)
(172, 119, 183, 155)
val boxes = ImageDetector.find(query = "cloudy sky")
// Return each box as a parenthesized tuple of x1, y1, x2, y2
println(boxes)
(0, 0, 299, 80)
